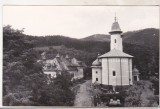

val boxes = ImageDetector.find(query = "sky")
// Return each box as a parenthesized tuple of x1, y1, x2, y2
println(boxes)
(3, 6, 159, 38)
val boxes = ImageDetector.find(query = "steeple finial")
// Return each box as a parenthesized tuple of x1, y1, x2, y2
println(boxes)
(115, 13, 117, 22)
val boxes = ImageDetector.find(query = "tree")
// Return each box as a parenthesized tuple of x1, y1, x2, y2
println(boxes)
(37, 71, 75, 106)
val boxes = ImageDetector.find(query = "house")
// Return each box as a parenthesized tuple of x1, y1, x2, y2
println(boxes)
(91, 17, 140, 88)
(40, 53, 86, 80)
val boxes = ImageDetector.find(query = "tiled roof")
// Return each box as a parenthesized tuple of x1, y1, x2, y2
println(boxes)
(99, 49, 133, 58)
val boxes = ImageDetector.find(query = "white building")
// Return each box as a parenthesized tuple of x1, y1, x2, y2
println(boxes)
(39, 53, 86, 80)
(92, 17, 137, 87)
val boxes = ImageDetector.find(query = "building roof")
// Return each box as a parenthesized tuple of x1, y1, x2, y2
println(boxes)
(109, 21, 122, 34)
(43, 53, 86, 72)
(133, 67, 140, 75)
(92, 59, 101, 66)
(99, 49, 133, 58)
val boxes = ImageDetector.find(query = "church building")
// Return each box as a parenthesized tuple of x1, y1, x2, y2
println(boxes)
(92, 17, 136, 87)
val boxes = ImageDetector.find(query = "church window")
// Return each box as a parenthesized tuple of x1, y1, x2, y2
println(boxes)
(96, 71, 98, 74)
(96, 78, 98, 81)
(113, 71, 116, 76)
(115, 39, 116, 43)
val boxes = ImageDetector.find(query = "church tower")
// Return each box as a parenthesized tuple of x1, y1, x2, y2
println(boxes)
(109, 16, 123, 51)
(92, 16, 134, 87)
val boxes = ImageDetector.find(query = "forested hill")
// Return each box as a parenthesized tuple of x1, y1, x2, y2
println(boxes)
(25, 28, 159, 52)
(123, 28, 159, 48)
(81, 34, 110, 42)
(81, 28, 159, 49)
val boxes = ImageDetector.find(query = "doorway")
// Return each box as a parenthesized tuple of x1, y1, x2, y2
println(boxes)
(134, 76, 137, 81)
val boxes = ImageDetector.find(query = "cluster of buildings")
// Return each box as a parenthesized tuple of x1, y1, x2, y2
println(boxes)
(91, 17, 140, 89)
(39, 52, 86, 80)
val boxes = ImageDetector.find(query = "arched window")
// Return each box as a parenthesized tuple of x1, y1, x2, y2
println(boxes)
(114, 39, 116, 43)
(96, 71, 98, 74)
(113, 71, 116, 76)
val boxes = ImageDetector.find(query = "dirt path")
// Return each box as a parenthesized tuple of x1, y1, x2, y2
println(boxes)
(74, 80, 93, 107)
(140, 81, 158, 107)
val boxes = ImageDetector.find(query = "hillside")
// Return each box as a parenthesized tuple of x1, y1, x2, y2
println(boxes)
(81, 34, 110, 42)
(123, 28, 159, 49)
(81, 28, 159, 49)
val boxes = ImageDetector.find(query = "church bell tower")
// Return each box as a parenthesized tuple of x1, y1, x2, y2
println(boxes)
(109, 16, 123, 51)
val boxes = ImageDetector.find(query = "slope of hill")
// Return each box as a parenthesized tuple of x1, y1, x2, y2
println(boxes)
(81, 34, 110, 42)
(81, 28, 159, 49)
(123, 28, 159, 48)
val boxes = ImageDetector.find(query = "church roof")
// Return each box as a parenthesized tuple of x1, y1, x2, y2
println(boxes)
(99, 49, 133, 58)
(109, 21, 122, 34)
(92, 59, 101, 66)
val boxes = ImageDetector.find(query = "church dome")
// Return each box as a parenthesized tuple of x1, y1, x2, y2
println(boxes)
(109, 21, 122, 34)
(92, 59, 101, 66)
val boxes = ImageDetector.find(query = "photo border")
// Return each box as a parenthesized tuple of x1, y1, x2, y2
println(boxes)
(0, 0, 159, 108)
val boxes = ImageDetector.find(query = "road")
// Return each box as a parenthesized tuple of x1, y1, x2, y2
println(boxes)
(74, 80, 93, 107)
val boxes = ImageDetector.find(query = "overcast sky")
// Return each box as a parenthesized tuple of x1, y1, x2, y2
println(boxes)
(3, 6, 159, 38)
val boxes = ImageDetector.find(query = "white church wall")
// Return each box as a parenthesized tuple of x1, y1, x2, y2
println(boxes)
(101, 58, 132, 86)
(102, 59, 109, 85)
(129, 58, 133, 84)
(110, 34, 123, 51)
(92, 67, 102, 84)
(121, 58, 130, 85)
(108, 58, 121, 86)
